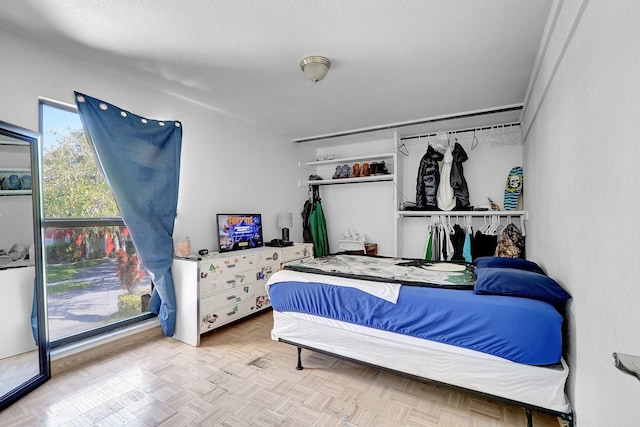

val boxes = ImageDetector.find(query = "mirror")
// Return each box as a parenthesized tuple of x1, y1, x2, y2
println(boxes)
(0, 120, 49, 410)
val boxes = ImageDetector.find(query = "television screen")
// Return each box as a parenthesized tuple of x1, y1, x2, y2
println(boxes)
(216, 214, 264, 253)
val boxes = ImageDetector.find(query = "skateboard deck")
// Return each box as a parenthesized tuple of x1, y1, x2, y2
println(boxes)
(504, 166, 523, 210)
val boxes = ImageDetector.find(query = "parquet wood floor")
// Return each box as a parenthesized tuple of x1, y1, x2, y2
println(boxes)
(0, 311, 560, 426)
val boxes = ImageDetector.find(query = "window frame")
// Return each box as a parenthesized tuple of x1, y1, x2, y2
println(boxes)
(39, 99, 155, 349)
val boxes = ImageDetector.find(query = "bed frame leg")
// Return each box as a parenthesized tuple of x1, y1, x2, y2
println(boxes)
(525, 408, 533, 427)
(296, 346, 304, 370)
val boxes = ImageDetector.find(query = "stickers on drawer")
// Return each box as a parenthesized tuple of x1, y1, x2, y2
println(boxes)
(256, 265, 274, 281)
(255, 294, 271, 310)
(200, 255, 255, 278)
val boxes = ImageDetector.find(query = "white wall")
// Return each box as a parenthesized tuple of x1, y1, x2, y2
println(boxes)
(312, 138, 396, 255)
(522, 0, 640, 425)
(0, 30, 314, 253)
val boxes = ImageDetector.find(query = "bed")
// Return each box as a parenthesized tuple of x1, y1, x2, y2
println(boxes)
(265, 254, 573, 427)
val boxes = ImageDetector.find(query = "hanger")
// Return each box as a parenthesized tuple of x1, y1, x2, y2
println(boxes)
(447, 215, 455, 234)
(479, 215, 490, 234)
(397, 142, 409, 156)
(490, 216, 505, 236)
(471, 128, 479, 150)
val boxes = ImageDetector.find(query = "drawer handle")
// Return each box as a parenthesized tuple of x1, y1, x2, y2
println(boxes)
(227, 264, 236, 268)
(226, 279, 236, 284)
(226, 310, 237, 316)
(226, 295, 236, 300)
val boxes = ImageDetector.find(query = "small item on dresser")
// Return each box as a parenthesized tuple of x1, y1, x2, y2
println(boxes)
(198, 249, 209, 256)
(173, 236, 191, 257)
(267, 238, 293, 247)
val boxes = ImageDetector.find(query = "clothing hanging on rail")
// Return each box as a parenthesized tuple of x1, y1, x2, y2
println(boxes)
(424, 217, 473, 262)
(471, 230, 498, 260)
(495, 223, 525, 258)
(451, 224, 466, 261)
(437, 145, 456, 211)
(304, 185, 330, 257)
(302, 191, 314, 243)
(424, 228, 433, 260)
(462, 231, 472, 262)
(415, 145, 444, 210)
(451, 142, 471, 209)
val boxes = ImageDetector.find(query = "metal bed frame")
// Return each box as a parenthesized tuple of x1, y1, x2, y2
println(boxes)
(280, 338, 574, 427)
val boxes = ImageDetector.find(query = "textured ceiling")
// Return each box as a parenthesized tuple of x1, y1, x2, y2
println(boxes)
(0, 0, 552, 142)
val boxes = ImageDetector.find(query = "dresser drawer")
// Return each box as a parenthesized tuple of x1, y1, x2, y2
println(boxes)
(256, 249, 281, 267)
(200, 299, 255, 333)
(199, 253, 257, 278)
(200, 269, 253, 297)
(281, 245, 312, 263)
(200, 282, 255, 312)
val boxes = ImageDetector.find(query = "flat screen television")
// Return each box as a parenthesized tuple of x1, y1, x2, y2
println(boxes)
(216, 213, 264, 253)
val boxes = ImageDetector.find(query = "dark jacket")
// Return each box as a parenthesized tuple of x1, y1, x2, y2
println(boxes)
(416, 145, 444, 209)
(450, 142, 470, 208)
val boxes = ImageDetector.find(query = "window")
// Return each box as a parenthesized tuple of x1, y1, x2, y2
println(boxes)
(40, 100, 154, 346)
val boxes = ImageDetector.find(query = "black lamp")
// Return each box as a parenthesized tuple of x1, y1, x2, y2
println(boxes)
(277, 212, 293, 241)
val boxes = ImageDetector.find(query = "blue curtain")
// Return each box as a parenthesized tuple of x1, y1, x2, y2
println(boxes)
(74, 92, 182, 336)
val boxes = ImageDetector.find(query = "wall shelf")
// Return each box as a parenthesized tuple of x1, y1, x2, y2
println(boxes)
(303, 175, 394, 186)
(301, 151, 397, 187)
(305, 152, 394, 166)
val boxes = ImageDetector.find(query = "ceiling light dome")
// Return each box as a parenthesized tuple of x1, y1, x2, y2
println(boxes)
(300, 56, 331, 82)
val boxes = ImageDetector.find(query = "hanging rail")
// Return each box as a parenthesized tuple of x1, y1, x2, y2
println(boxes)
(398, 210, 527, 237)
(292, 104, 523, 143)
(400, 122, 521, 142)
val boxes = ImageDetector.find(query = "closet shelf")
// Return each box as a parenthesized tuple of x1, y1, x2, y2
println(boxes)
(302, 175, 394, 186)
(305, 152, 394, 167)
(397, 210, 528, 219)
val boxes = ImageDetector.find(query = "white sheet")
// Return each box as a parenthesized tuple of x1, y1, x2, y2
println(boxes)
(266, 269, 400, 303)
(271, 310, 571, 414)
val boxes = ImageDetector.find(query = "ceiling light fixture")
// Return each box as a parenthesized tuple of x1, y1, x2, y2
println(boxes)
(300, 56, 331, 82)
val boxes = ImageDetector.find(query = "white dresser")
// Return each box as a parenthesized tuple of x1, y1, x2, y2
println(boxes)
(171, 243, 313, 346)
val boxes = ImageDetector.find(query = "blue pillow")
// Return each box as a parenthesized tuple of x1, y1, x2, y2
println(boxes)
(474, 267, 571, 304)
(474, 256, 545, 275)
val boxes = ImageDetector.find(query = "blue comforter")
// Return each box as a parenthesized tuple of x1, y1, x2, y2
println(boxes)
(268, 280, 563, 365)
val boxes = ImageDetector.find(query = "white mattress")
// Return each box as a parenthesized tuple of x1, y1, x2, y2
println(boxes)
(271, 310, 570, 414)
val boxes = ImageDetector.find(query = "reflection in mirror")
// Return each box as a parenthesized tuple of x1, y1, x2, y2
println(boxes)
(0, 121, 49, 410)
